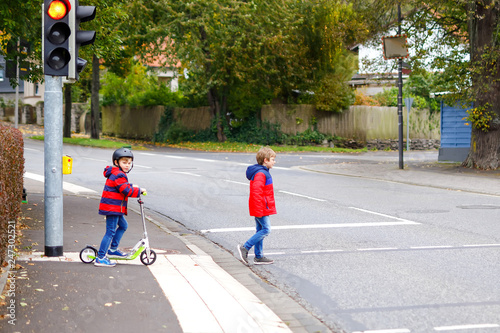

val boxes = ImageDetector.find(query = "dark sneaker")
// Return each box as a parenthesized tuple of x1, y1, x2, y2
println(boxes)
(107, 249, 128, 258)
(94, 256, 116, 267)
(237, 244, 249, 264)
(254, 257, 273, 265)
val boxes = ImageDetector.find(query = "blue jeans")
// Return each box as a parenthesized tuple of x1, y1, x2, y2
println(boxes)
(97, 215, 128, 258)
(244, 216, 271, 259)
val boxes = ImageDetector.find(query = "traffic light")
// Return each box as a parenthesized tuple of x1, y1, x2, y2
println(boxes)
(43, 0, 72, 76)
(68, 0, 96, 80)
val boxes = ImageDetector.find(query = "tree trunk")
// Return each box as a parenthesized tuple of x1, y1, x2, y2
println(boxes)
(462, 1, 500, 169)
(199, 25, 227, 143)
(90, 54, 100, 139)
(462, 128, 500, 169)
(63, 84, 72, 138)
(208, 87, 227, 142)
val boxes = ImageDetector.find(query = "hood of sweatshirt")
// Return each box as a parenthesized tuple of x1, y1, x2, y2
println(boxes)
(246, 164, 269, 181)
(103, 165, 119, 178)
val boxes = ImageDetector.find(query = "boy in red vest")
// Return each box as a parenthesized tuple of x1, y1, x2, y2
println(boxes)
(238, 147, 277, 265)
(95, 148, 146, 267)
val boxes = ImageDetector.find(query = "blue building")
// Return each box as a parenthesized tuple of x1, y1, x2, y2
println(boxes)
(438, 102, 472, 162)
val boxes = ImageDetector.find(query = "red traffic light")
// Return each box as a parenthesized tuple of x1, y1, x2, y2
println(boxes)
(47, 0, 70, 20)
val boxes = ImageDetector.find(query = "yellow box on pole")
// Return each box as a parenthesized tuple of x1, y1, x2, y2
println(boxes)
(62, 155, 73, 174)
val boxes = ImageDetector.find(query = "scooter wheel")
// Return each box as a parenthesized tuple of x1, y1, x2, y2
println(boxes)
(140, 249, 157, 265)
(80, 246, 97, 264)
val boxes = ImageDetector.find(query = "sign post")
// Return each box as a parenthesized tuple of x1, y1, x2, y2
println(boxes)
(382, 3, 408, 169)
(404, 97, 414, 151)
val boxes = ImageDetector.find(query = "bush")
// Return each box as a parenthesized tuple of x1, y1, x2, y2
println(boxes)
(354, 91, 381, 106)
(0, 125, 24, 265)
(154, 107, 211, 144)
(101, 62, 184, 107)
(230, 118, 284, 145)
(373, 88, 399, 107)
(283, 129, 326, 146)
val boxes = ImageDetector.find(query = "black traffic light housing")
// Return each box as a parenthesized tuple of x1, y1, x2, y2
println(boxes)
(43, 0, 72, 76)
(68, 0, 96, 80)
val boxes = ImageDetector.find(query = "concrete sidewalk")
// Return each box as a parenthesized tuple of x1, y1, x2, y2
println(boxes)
(0, 177, 329, 333)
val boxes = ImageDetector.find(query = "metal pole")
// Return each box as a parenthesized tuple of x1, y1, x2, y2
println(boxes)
(407, 107, 410, 151)
(44, 75, 64, 257)
(397, 3, 404, 169)
(14, 38, 19, 129)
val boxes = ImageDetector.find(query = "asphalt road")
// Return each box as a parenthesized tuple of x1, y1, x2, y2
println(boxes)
(24, 140, 500, 332)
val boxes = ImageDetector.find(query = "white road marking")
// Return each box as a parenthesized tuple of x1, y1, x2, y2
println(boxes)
(133, 164, 152, 169)
(278, 243, 500, 255)
(83, 157, 107, 162)
(62, 182, 97, 194)
(349, 207, 414, 223)
(224, 179, 248, 186)
(157, 154, 293, 170)
(353, 329, 410, 333)
(462, 244, 500, 248)
(200, 221, 420, 233)
(193, 158, 215, 162)
(279, 190, 326, 202)
(138, 153, 158, 156)
(164, 155, 187, 159)
(410, 245, 454, 250)
(434, 324, 500, 331)
(24, 172, 97, 194)
(302, 249, 344, 254)
(24, 172, 44, 182)
(358, 247, 399, 251)
(173, 171, 201, 177)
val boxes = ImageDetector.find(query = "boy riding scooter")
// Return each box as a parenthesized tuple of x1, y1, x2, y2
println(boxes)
(95, 147, 146, 267)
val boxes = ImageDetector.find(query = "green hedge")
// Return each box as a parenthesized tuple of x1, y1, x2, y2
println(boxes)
(0, 125, 24, 264)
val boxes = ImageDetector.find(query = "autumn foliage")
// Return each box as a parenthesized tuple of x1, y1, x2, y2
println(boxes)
(0, 125, 24, 264)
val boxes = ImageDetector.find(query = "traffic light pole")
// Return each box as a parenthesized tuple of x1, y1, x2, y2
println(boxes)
(44, 75, 64, 257)
(41, 0, 96, 257)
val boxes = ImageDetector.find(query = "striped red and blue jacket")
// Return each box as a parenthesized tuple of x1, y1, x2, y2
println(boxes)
(98, 166, 141, 216)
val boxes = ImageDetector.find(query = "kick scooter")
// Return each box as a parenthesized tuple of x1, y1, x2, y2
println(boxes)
(79, 193, 157, 266)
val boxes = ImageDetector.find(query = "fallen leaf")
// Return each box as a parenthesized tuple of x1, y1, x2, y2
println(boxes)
(20, 302, 28, 307)
(62, 306, 69, 311)
(35, 289, 44, 292)
(104, 303, 112, 307)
